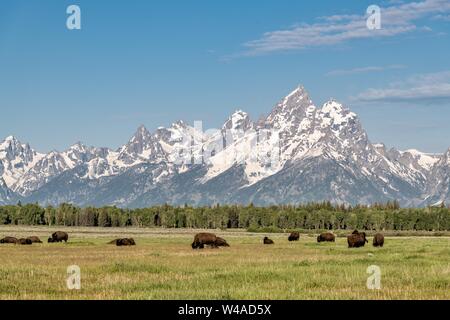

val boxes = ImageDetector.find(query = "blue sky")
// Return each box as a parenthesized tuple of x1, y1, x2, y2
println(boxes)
(0, 0, 449, 153)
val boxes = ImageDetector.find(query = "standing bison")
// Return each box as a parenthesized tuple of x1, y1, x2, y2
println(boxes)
(192, 233, 220, 249)
(0, 236, 18, 244)
(317, 233, 336, 243)
(288, 232, 300, 242)
(263, 237, 274, 245)
(48, 231, 69, 243)
(373, 233, 385, 247)
(347, 230, 368, 248)
(192, 233, 217, 249)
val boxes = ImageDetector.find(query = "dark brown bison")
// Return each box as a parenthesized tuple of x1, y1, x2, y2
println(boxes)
(347, 231, 368, 248)
(192, 233, 218, 249)
(288, 232, 300, 242)
(373, 233, 385, 247)
(0, 236, 18, 244)
(215, 237, 230, 247)
(317, 233, 336, 243)
(27, 236, 43, 244)
(17, 238, 33, 245)
(115, 238, 136, 246)
(263, 237, 274, 245)
(48, 231, 69, 243)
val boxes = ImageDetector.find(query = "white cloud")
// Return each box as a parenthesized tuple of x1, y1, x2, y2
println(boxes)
(235, 0, 450, 57)
(353, 71, 450, 103)
(326, 65, 406, 76)
(432, 14, 450, 21)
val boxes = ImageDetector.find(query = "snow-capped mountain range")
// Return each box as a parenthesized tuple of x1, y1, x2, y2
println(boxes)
(1, 86, 448, 207)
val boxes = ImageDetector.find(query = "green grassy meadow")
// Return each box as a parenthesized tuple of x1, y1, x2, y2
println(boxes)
(0, 226, 449, 300)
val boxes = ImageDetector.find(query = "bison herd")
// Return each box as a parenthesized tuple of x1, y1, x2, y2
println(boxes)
(0, 232, 69, 245)
(190, 230, 385, 250)
(0, 235, 42, 245)
(0, 230, 386, 249)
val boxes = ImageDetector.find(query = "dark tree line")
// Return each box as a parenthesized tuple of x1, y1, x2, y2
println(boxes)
(0, 201, 449, 231)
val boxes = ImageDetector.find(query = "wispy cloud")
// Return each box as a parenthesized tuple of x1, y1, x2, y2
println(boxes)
(326, 65, 406, 76)
(234, 0, 450, 57)
(352, 71, 450, 103)
(432, 14, 450, 21)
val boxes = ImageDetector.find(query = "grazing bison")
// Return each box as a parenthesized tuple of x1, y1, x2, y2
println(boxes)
(0, 236, 18, 244)
(48, 231, 69, 243)
(347, 231, 368, 248)
(215, 237, 230, 247)
(263, 237, 274, 245)
(192, 233, 218, 249)
(114, 238, 136, 246)
(288, 232, 300, 242)
(317, 233, 336, 243)
(27, 236, 43, 244)
(17, 238, 32, 245)
(373, 233, 385, 247)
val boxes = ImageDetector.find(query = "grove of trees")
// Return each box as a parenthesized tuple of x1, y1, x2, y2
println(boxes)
(1, 201, 449, 231)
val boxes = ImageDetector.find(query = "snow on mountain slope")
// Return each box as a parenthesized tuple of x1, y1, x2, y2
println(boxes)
(401, 149, 440, 172)
(0, 136, 45, 187)
(11, 142, 113, 196)
(202, 87, 428, 200)
(2, 85, 449, 207)
(375, 146, 441, 175)
(0, 177, 16, 205)
(423, 148, 450, 206)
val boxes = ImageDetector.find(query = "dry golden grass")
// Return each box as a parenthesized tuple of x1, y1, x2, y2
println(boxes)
(0, 226, 449, 300)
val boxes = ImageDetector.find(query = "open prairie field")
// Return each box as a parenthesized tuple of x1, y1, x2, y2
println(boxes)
(0, 226, 449, 300)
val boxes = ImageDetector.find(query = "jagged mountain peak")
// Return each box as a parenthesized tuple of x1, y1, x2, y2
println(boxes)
(2, 135, 18, 143)
(118, 125, 153, 153)
(440, 148, 450, 165)
(172, 120, 187, 128)
(1, 135, 25, 150)
(133, 125, 152, 140)
(320, 100, 357, 125)
(0, 135, 44, 189)
(223, 110, 253, 132)
(70, 141, 87, 150)
(322, 99, 345, 113)
(2, 84, 450, 207)
(285, 85, 310, 101)
(266, 86, 314, 127)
